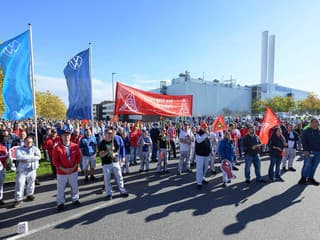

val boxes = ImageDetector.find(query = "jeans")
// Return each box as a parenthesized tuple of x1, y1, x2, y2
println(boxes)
(244, 155, 261, 181)
(130, 147, 137, 163)
(301, 151, 320, 178)
(268, 157, 282, 180)
(151, 141, 158, 162)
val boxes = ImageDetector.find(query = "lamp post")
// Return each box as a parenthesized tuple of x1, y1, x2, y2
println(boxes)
(112, 72, 117, 102)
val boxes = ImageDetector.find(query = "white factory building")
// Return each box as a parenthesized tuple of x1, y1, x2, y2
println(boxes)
(154, 72, 252, 116)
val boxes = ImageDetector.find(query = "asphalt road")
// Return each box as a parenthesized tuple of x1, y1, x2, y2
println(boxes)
(1, 153, 320, 240)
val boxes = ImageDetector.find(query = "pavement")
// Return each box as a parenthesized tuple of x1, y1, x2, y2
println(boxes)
(1, 153, 320, 240)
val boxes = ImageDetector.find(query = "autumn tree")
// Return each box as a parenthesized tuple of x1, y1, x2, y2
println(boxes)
(297, 93, 320, 114)
(36, 91, 66, 119)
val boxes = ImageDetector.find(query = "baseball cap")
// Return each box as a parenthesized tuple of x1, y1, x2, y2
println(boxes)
(61, 129, 71, 135)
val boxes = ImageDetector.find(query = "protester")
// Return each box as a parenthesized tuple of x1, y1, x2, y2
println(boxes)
(98, 128, 129, 200)
(157, 128, 170, 174)
(52, 129, 81, 211)
(195, 122, 212, 189)
(299, 119, 320, 185)
(178, 122, 193, 175)
(281, 123, 299, 172)
(14, 136, 41, 207)
(268, 127, 286, 182)
(0, 143, 8, 205)
(242, 126, 266, 183)
(79, 128, 97, 182)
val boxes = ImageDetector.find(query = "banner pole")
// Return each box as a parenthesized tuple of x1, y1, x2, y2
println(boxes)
(28, 23, 38, 147)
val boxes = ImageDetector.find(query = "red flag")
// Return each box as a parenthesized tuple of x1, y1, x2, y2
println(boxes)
(114, 82, 193, 117)
(212, 114, 227, 132)
(259, 107, 281, 144)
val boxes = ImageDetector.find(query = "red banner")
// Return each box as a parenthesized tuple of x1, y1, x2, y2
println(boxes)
(114, 82, 193, 116)
(259, 107, 281, 144)
(212, 114, 227, 132)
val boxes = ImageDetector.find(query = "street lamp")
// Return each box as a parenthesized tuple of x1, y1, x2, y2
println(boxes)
(112, 72, 117, 102)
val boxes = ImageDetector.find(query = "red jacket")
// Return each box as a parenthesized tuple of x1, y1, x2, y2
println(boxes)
(43, 136, 61, 157)
(52, 142, 81, 175)
(0, 144, 8, 167)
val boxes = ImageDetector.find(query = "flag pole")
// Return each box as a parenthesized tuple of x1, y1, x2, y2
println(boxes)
(88, 42, 94, 131)
(28, 23, 38, 148)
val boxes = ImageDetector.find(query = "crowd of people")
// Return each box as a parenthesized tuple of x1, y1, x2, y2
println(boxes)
(0, 116, 319, 211)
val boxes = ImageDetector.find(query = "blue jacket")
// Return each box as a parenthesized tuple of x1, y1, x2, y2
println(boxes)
(79, 135, 97, 156)
(114, 134, 125, 157)
(218, 138, 235, 161)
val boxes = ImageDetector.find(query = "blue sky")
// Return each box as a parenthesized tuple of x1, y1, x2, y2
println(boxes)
(1, 0, 319, 105)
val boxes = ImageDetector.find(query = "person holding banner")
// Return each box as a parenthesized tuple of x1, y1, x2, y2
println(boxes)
(268, 127, 286, 182)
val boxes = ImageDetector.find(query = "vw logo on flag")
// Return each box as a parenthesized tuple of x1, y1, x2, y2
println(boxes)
(3, 40, 21, 57)
(68, 55, 83, 70)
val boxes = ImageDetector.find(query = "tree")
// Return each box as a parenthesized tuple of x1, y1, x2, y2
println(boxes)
(252, 99, 267, 114)
(297, 93, 320, 114)
(36, 91, 66, 119)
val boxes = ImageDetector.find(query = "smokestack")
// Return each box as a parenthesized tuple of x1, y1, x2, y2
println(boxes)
(268, 35, 275, 84)
(260, 31, 268, 84)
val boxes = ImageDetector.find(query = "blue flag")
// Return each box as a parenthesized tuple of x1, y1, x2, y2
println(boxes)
(0, 30, 34, 120)
(64, 49, 92, 120)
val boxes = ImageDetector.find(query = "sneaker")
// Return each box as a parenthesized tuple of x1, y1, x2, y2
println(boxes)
(73, 200, 81, 206)
(106, 195, 112, 201)
(307, 178, 320, 186)
(196, 184, 202, 190)
(26, 195, 35, 201)
(121, 192, 129, 198)
(90, 175, 97, 181)
(202, 179, 209, 185)
(298, 177, 307, 185)
(245, 179, 251, 184)
(56, 204, 64, 211)
(232, 166, 239, 171)
(282, 167, 287, 172)
(288, 167, 296, 172)
(275, 177, 285, 182)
